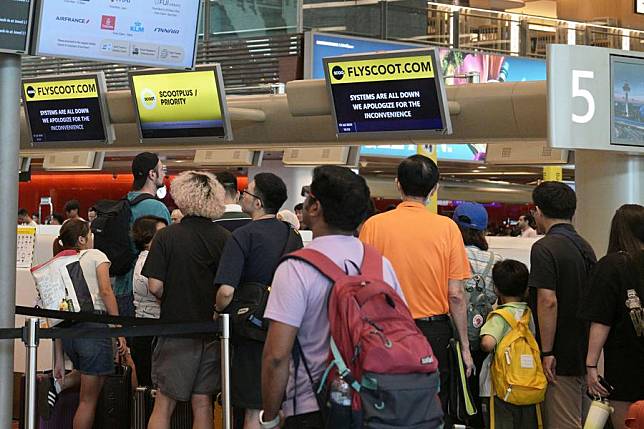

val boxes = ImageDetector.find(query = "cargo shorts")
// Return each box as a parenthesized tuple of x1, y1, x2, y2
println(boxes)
(151, 337, 220, 402)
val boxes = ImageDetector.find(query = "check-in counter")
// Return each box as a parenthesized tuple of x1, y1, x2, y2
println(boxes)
(15, 225, 60, 373)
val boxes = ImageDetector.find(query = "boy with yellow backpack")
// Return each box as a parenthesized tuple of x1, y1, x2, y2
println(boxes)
(479, 260, 548, 429)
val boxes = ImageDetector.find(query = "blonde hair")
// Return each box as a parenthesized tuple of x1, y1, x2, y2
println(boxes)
(170, 171, 225, 220)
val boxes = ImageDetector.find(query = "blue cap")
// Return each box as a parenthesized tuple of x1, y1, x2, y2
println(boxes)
(453, 202, 488, 231)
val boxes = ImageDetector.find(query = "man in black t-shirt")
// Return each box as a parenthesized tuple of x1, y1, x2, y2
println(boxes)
(215, 172, 303, 429)
(528, 182, 596, 429)
(143, 171, 230, 429)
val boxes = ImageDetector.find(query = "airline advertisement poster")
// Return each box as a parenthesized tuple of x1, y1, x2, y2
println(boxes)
(130, 68, 231, 141)
(34, 0, 201, 69)
(324, 50, 451, 136)
(0, 0, 33, 54)
(22, 75, 110, 144)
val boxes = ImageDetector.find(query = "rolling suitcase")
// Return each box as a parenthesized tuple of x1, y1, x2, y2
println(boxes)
(133, 387, 194, 429)
(38, 387, 80, 429)
(93, 364, 133, 429)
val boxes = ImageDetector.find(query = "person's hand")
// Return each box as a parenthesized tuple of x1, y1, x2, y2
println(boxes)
(53, 361, 65, 383)
(461, 347, 475, 377)
(542, 356, 557, 383)
(586, 367, 609, 398)
(117, 337, 127, 356)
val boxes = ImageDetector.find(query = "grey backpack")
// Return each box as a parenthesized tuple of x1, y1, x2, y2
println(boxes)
(465, 249, 497, 351)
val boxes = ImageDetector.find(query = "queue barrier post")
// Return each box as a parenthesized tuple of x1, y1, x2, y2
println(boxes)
(220, 314, 232, 429)
(23, 317, 40, 429)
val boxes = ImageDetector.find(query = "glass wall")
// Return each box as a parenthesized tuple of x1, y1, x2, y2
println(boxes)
(208, 0, 299, 39)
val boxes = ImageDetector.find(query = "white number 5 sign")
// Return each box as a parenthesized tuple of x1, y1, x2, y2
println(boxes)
(571, 70, 595, 124)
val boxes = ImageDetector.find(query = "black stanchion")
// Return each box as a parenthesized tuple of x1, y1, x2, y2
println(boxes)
(0, 308, 233, 429)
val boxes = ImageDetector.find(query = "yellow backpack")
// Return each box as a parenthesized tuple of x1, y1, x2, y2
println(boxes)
(489, 307, 547, 406)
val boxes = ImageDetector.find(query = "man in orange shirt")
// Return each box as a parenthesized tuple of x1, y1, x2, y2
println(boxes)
(360, 154, 474, 415)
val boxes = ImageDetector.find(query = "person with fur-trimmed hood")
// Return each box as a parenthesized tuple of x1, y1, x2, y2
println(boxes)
(143, 171, 231, 429)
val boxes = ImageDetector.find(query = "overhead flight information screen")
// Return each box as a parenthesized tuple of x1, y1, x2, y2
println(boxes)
(22, 74, 111, 146)
(324, 49, 451, 137)
(130, 66, 232, 141)
(0, 0, 33, 54)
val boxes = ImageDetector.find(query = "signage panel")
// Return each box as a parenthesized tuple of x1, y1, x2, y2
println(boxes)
(33, 0, 201, 69)
(324, 49, 451, 137)
(0, 0, 34, 54)
(130, 66, 232, 142)
(547, 44, 644, 153)
(22, 73, 113, 147)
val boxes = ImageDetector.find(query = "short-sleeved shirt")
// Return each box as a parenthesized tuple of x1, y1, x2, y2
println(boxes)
(214, 205, 252, 233)
(479, 302, 535, 397)
(578, 251, 644, 400)
(466, 246, 503, 305)
(78, 249, 111, 313)
(112, 191, 171, 296)
(527, 223, 596, 376)
(142, 216, 230, 322)
(214, 218, 303, 288)
(359, 201, 471, 318)
(264, 235, 406, 417)
(133, 250, 160, 319)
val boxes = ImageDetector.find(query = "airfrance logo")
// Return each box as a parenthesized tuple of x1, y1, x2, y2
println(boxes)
(331, 65, 345, 80)
(56, 16, 90, 24)
(154, 27, 180, 34)
(141, 88, 157, 110)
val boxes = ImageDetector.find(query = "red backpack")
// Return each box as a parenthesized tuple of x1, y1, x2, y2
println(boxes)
(288, 245, 442, 428)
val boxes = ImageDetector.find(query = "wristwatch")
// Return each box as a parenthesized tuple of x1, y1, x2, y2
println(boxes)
(259, 410, 280, 429)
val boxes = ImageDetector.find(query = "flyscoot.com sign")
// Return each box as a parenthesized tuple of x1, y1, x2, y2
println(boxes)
(325, 53, 448, 135)
(24, 79, 98, 102)
(132, 70, 226, 139)
(327, 56, 435, 84)
(22, 77, 107, 144)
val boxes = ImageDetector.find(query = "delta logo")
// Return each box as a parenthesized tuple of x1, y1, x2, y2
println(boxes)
(56, 16, 90, 24)
(101, 15, 116, 31)
(154, 27, 180, 35)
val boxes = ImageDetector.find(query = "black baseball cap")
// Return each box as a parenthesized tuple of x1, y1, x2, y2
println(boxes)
(132, 152, 159, 178)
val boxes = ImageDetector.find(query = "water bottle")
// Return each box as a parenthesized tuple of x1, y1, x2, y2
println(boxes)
(330, 375, 352, 407)
(584, 399, 613, 429)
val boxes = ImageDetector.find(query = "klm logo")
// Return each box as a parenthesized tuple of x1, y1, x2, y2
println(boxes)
(130, 22, 144, 32)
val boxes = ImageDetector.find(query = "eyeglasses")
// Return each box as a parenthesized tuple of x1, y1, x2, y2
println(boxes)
(301, 186, 317, 201)
(241, 189, 263, 205)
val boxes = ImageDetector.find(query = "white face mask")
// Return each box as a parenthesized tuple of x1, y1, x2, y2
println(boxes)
(156, 186, 167, 200)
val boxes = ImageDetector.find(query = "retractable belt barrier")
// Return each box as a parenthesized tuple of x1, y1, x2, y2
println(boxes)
(1, 307, 233, 429)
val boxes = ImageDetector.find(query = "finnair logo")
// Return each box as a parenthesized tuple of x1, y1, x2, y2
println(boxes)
(154, 27, 179, 34)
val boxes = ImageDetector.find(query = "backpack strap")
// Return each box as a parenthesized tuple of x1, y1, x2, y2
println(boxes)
(490, 308, 519, 330)
(285, 248, 347, 283)
(480, 252, 496, 282)
(360, 244, 383, 281)
(129, 193, 155, 206)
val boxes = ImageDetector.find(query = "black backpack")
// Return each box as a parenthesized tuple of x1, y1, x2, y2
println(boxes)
(91, 194, 154, 277)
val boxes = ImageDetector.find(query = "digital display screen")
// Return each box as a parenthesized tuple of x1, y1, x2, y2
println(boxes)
(324, 50, 451, 136)
(130, 67, 231, 141)
(611, 55, 644, 147)
(34, 0, 201, 69)
(307, 32, 419, 79)
(22, 75, 109, 144)
(0, 0, 32, 53)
